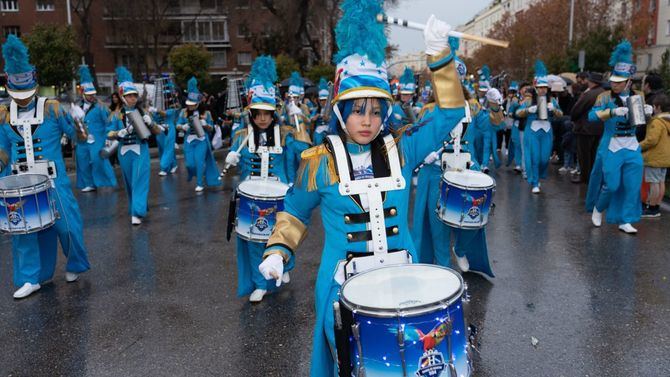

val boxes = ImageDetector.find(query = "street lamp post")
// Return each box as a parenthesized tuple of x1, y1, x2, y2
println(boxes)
(568, 0, 575, 47)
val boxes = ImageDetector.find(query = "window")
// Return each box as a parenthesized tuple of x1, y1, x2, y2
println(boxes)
(198, 21, 211, 41)
(235, 0, 250, 9)
(237, 23, 250, 38)
(3, 26, 20, 37)
(183, 22, 197, 42)
(237, 52, 252, 66)
(211, 49, 227, 68)
(212, 21, 228, 41)
(0, 0, 18, 11)
(36, 0, 55, 11)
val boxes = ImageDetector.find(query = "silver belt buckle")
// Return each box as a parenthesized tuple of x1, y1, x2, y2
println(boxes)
(340, 250, 412, 282)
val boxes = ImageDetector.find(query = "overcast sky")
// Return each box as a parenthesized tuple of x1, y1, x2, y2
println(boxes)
(387, 0, 491, 54)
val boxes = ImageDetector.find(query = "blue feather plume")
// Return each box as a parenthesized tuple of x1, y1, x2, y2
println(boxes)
(115, 66, 133, 83)
(187, 76, 199, 94)
(400, 66, 414, 84)
(318, 77, 328, 90)
(534, 60, 547, 77)
(334, 0, 386, 66)
(480, 65, 490, 81)
(289, 71, 304, 87)
(78, 65, 94, 83)
(448, 36, 460, 53)
(609, 39, 633, 67)
(2, 34, 34, 74)
(247, 55, 277, 88)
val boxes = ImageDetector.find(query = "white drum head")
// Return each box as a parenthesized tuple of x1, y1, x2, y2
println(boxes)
(237, 179, 289, 197)
(444, 169, 494, 189)
(340, 264, 463, 316)
(0, 174, 49, 190)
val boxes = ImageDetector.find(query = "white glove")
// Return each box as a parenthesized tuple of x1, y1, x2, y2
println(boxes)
(547, 102, 555, 111)
(225, 151, 241, 166)
(644, 104, 653, 116)
(148, 106, 157, 113)
(179, 124, 190, 132)
(258, 253, 284, 287)
(315, 125, 329, 134)
(117, 128, 128, 138)
(423, 15, 452, 56)
(423, 151, 440, 165)
(528, 105, 537, 114)
(70, 104, 85, 121)
(142, 114, 153, 125)
(612, 107, 628, 117)
(60, 135, 69, 146)
(156, 124, 166, 133)
(287, 102, 303, 116)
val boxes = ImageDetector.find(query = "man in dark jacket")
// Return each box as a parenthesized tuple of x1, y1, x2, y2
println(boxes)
(637, 73, 664, 141)
(571, 72, 605, 183)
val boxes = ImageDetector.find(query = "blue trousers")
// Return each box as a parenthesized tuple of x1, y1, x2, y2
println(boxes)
(526, 127, 553, 186)
(75, 141, 117, 189)
(118, 145, 150, 217)
(235, 236, 295, 297)
(157, 131, 177, 173)
(594, 148, 643, 224)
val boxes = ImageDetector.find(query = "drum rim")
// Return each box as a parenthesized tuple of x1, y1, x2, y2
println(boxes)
(443, 172, 496, 191)
(339, 264, 465, 318)
(237, 180, 289, 200)
(0, 174, 52, 196)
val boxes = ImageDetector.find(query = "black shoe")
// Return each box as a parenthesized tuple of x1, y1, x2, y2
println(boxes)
(641, 207, 661, 218)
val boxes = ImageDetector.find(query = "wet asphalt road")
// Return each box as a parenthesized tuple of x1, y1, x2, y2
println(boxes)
(0, 154, 668, 377)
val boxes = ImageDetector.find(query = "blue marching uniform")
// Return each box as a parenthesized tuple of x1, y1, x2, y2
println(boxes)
(177, 109, 221, 188)
(585, 90, 643, 224)
(154, 108, 179, 174)
(74, 100, 117, 189)
(506, 97, 522, 167)
(107, 107, 152, 218)
(231, 124, 310, 296)
(411, 105, 494, 278)
(0, 99, 90, 286)
(263, 46, 465, 375)
(516, 96, 563, 187)
(462, 98, 487, 167)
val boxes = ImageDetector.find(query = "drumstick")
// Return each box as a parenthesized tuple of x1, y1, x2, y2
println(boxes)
(377, 14, 510, 49)
(221, 132, 251, 176)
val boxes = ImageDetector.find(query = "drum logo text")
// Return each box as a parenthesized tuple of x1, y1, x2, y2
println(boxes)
(416, 349, 446, 377)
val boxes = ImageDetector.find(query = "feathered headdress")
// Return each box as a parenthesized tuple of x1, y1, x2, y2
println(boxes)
(115, 66, 137, 96)
(288, 71, 304, 97)
(331, 0, 391, 104)
(318, 77, 329, 99)
(609, 40, 635, 82)
(78, 65, 97, 95)
(478, 65, 491, 91)
(247, 55, 278, 111)
(533, 60, 549, 87)
(399, 67, 416, 94)
(2, 34, 38, 99)
(186, 76, 201, 105)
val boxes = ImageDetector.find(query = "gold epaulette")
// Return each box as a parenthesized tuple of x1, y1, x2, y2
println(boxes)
(45, 99, 61, 117)
(232, 127, 248, 145)
(0, 105, 8, 124)
(594, 91, 612, 107)
(280, 125, 293, 145)
(296, 144, 338, 191)
(418, 102, 437, 119)
(468, 98, 481, 116)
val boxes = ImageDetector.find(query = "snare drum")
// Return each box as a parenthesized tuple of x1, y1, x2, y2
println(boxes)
(0, 174, 57, 234)
(235, 179, 289, 242)
(337, 264, 471, 377)
(437, 170, 495, 229)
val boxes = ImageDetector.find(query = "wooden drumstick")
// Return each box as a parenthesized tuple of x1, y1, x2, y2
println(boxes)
(377, 14, 510, 49)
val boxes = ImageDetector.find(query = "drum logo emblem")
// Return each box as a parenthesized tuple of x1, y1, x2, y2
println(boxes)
(416, 349, 446, 377)
(467, 206, 480, 220)
(250, 204, 277, 232)
(254, 217, 269, 232)
(1, 200, 26, 226)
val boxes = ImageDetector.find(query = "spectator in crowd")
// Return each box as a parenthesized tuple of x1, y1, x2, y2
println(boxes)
(640, 94, 670, 218)
(570, 72, 605, 183)
(550, 80, 573, 166)
(638, 73, 664, 141)
(573, 71, 589, 98)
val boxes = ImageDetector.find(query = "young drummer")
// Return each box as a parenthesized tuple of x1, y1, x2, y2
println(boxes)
(258, 2, 465, 374)
(223, 56, 311, 302)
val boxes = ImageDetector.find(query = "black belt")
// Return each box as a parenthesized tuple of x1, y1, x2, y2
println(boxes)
(346, 226, 399, 243)
(344, 207, 397, 224)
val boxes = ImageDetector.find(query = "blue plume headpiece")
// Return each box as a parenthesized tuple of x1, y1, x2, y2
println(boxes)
(78, 65, 94, 84)
(247, 55, 277, 89)
(609, 40, 635, 81)
(2, 34, 37, 95)
(115, 66, 137, 96)
(288, 71, 304, 96)
(334, 0, 386, 66)
(534, 60, 549, 87)
(186, 76, 201, 105)
(318, 77, 329, 99)
(400, 67, 414, 85)
(509, 81, 519, 91)
(478, 65, 491, 91)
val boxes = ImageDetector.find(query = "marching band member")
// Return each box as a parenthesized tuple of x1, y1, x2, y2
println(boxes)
(412, 37, 494, 277)
(154, 82, 180, 177)
(176, 77, 221, 192)
(312, 77, 331, 146)
(224, 56, 311, 302)
(0, 35, 90, 298)
(71, 64, 118, 192)
(505, 81, 523, 172)
(586, 40, 652, 234)
(258, 2, 465, 374)
(107, 66, 164, 225)
(389, 66, 417, 134)
(283, 71, 311, 181)
(516, 60, 563, 193)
